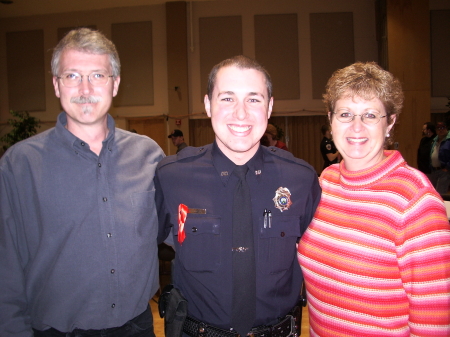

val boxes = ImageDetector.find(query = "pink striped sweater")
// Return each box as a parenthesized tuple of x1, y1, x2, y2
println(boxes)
(298, 150, 450, 336)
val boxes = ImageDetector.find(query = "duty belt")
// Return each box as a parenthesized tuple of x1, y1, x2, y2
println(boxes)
(183, 313, 298, 337)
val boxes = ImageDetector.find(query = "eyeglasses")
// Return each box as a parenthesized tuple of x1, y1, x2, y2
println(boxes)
(333, 111, 386, 125)
(437, 126, 447, 131)
(57, 72, 114, 87)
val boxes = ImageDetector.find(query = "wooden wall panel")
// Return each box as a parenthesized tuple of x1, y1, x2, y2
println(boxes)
(310, 12, 355, 99)
(431, 10, 450, 97)
(189, 118, 214, 147)
(6, 30, 46, 112)
(112, 21, 154, 106)
(199, 16, 243, 100)
(128, 117, 166, 152)
(255, 13, 300, 100)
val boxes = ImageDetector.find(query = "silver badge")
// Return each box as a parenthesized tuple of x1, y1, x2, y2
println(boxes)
(273, 187, 292, 212)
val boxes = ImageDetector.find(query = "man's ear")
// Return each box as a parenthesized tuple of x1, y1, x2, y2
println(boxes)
(204, 95, 212, 117)
(112, 76, 121, 97)
(267, 97, 273, 119)
(53, 77, 61, 98)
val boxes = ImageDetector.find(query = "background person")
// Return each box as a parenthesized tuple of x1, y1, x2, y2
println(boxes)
(319, 124, 339, 170)
(156, 55, 320, 337)
(263, 123, 288, 150)
(168, 129, 188, 153)
(0, 28, 164, 337)
(417, 122, 436, 177)
(298, 62, 450, 336)
(430, 121, 450, 194)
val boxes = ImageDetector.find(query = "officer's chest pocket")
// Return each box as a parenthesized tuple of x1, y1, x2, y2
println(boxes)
(178, 215, 221, 272)
(258, 215, 301, 274)
(131, 190, 156, 238)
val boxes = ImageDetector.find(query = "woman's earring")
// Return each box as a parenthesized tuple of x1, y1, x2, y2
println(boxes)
(386, 133, 390, 137)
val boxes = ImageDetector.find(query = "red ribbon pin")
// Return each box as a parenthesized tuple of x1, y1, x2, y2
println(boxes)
(178, 204, 188, 245)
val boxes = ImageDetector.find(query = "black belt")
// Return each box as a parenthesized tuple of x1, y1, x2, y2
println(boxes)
(183, 314, 296, 337)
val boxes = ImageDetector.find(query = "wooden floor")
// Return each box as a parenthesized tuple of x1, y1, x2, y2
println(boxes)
(149, 295, 310, 337)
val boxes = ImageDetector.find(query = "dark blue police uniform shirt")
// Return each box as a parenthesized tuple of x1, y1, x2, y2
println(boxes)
(155, 142, 321, 330)
(320, 136, 338, 169)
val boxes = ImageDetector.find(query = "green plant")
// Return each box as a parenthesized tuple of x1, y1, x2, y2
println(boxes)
(0, 110, 40, 151)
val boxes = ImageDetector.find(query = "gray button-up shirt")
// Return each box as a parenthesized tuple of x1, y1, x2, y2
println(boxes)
(0, 112, 164, 336)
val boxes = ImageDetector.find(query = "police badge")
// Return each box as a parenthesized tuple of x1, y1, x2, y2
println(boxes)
(273, 187, 292, 212)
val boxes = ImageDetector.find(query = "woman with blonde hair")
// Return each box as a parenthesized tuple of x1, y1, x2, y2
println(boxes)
(298, 62, 450, 336)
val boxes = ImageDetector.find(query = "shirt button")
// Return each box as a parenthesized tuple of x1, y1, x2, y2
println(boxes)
(111, 269, 115, 274)
(192, 227, 198, 232)
(280, 232, 285, 237)
(81, 142, 85, 146)
(107, 233, 112, 238)
(98, 163, 101, 167)
(111, 303, 115, 308)
(103, 197, 107, 202)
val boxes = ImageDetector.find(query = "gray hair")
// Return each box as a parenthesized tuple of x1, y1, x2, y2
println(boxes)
(51, 28, 120, 78)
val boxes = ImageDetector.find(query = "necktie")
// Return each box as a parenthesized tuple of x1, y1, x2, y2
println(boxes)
(231, 165, 256, 336)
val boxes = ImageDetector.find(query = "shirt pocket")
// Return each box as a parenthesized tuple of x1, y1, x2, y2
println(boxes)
(258, 215, 301, 274)
(131, 190, 157, 238)
(176, 215, 221, 272)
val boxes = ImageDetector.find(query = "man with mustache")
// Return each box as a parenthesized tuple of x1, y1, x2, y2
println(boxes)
(0, 28, 164, 337)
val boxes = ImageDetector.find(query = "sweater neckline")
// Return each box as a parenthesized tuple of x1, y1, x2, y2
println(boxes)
(339, 150, 405, 188)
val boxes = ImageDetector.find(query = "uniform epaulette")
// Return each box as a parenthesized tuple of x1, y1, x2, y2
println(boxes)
(263, 146, 317, 175)
(157, 145, 210, 169)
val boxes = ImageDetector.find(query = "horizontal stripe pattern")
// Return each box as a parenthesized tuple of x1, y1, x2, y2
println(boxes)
(298, 150, 450, 336)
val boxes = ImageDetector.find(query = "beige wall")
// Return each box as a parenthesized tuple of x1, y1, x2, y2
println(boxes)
(1, 0, 449, 163)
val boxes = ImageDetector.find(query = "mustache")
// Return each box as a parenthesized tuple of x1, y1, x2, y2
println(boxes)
(70, 96, 102, 104)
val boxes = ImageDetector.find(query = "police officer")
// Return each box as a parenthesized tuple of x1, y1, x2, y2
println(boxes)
(156, 55, 321, 337)
(320, 124, 339, 170)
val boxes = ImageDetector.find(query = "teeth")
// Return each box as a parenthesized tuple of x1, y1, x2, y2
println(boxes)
(228, 125, 251, 132)
(348, 138, 367, 143)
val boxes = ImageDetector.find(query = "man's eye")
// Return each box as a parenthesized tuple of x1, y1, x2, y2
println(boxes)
(248, 98, 260, 103)
(65, 73, 79, 80)
(92, 73, 105, 79)
(221, 97, 232, 102)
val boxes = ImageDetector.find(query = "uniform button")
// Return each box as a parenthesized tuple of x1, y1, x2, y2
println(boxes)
(107, 233, 112, 238)
(111, 303, 115, 308)
(81, 142, 85, 146)
(280, 232, 285, 237)
(103, 197, 107, 202)
(192, 227, 198, 232)
(111, 269, 115, 274)
(98, 163, 102, 167)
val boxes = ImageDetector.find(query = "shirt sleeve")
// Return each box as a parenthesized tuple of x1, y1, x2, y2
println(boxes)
(302, 171, 321, 235)
(0, 164, 33, 337)
(398, 189, 450, 336)
(154, 171, 172, 245)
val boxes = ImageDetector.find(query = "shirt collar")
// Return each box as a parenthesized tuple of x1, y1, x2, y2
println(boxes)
(211, 141, 264, 185)
(55, 112, 116, 153)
